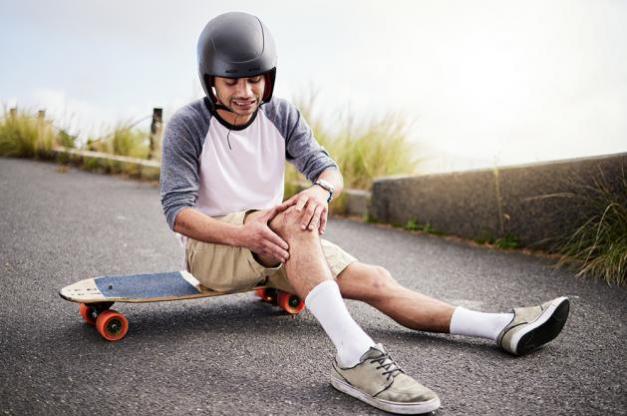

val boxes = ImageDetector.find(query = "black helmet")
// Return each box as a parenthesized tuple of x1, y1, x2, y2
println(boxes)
(197, 12, 277, 108)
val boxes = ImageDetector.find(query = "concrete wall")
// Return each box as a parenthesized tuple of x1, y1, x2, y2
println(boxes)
(52, 147, 161, 181)
(369, 153, 626, 251)
(343, 189, 371, 217)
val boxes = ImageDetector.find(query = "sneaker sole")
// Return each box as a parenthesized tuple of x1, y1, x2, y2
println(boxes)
(512, 297, 570, 355)
(330, 374, 441, 414)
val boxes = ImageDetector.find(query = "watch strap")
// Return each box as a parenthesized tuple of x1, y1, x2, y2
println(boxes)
(314, 180, 334, 203)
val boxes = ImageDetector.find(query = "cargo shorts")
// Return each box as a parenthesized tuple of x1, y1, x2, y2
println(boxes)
(185, 210, 357, 293)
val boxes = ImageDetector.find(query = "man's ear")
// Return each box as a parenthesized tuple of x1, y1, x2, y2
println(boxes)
(212, 86, 222, 104)
(205, 75, 220, 103)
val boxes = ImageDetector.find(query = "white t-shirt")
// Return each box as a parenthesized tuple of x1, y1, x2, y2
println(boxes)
(160, 97, 338, 261)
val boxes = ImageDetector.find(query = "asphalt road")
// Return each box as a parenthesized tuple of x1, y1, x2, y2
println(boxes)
(1, 157, 625, 416)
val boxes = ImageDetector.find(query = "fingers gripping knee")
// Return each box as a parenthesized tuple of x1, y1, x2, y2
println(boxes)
(269, 206, 313, 239)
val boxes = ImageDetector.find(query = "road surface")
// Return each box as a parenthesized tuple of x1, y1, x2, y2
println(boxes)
(1, 158, 625, 415)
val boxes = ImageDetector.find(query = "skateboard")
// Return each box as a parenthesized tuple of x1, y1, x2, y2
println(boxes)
(59, 270, 305, 342)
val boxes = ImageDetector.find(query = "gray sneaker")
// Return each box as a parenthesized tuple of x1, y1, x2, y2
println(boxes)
(497, 296, 570, 356)
(331, 344, 440, 414)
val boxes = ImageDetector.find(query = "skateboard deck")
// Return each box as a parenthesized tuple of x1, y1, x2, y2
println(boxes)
(60, 270, 304, 342)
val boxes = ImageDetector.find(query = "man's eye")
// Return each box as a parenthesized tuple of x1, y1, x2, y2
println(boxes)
(249, 77, 262, 83)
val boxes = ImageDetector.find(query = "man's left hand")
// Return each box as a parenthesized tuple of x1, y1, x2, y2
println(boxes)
(284, 185, 330, 234)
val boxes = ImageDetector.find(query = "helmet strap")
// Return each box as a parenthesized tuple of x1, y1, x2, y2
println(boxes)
(204, 76, 237, 114)
(261, 68, 276, 102)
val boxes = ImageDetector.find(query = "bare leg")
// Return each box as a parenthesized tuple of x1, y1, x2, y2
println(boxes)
(252, 207, 379, 367)
(246, 210, 454, 333)
(337, 262, 455, 333)
(246, 207, 332, 299)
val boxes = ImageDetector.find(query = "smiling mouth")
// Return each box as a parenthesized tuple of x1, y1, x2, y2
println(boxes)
(231, 99, 257, 108)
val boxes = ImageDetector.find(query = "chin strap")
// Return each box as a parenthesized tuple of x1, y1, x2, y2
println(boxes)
(213, 102, 235, 113)
(203, 96, 264, 152)
(206, 84, 236, 114)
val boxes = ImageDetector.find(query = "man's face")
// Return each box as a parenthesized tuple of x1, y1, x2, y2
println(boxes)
(213, 75, 266, 117)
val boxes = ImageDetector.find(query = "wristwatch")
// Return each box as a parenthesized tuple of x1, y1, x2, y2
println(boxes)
(314, 179, 335, 203)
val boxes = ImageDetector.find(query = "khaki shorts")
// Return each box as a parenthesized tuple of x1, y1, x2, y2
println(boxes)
(185, 211, 357, 293)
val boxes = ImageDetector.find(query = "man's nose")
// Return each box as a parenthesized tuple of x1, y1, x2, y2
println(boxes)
(234, 79, 252, 97)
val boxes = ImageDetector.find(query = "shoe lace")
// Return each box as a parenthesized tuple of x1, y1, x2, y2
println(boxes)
(370, 353, 403, 381)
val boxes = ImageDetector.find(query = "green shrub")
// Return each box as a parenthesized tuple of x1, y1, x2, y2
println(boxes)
(552, 168, 627, 286)
(405, 219, 419, 231)
(57, 129, 77, 148)
(495, 235, 520, 250)
(83, 157, 104, 172)
(403, 218, 447, 236)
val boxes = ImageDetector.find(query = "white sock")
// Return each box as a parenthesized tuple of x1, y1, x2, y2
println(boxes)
(305, 280, 376, 367)
(449, 306, 514, 341)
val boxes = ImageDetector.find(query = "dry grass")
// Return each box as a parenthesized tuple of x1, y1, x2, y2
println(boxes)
(550, 166, 626, 286)
(286, 90, 421, 195)
(86, 121, 151, 159)
(0, 108, 60, 158)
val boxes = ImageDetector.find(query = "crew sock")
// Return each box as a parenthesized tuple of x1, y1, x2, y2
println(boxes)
(305, 280, 376, 367)
(449, 306, 514, 341)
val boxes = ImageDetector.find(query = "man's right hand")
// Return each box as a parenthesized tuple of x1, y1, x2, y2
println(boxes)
(238, 201, 295, 264)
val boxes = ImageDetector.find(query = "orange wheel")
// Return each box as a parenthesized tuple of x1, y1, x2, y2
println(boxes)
(256, 288, 277, 304)
(79, 303, 96, 326)
(277, 291, 305, 315)
(95, 310, 129, 342)
(255, 288, 268, 300)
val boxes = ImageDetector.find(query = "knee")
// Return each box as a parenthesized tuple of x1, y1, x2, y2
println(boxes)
(269, 206, 316, 240)
(368, 266, 399, 292)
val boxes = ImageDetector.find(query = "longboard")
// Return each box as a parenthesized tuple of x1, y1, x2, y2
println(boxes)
(59, 270, 304, 341)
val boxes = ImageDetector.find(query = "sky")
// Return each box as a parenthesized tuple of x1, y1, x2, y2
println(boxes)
(1, 0, 626, 173)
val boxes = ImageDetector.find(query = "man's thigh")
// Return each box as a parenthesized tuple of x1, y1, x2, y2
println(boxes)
(266, 239, 357, 293)
(186, 211, 281, 291)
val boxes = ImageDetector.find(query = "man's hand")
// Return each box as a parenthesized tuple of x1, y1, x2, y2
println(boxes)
(284, 185, 330, 234)
(238, 201, 296, 263)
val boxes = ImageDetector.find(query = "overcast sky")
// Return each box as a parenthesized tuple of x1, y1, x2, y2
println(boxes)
(1, 0, 625, 173)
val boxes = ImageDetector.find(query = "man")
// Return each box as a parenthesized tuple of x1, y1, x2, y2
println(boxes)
(160, 12, 570, 414)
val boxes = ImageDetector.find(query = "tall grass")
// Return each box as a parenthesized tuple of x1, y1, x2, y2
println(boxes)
(552, 167, 627, 286)
(3, 98, 417, 188)
(86, 121, 151, 159)
(288, 91, 420, 191)
(0, 108, 61, 158)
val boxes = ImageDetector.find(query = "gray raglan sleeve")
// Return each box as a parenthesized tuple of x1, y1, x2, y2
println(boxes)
(265, 98, 339, 182)
(159, 110, 203, 231)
